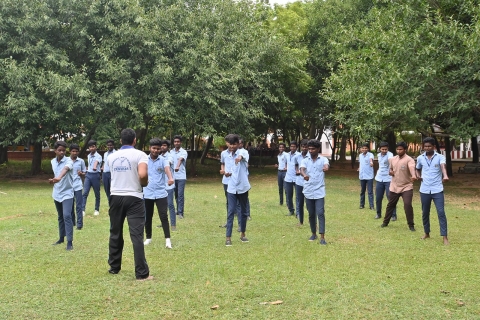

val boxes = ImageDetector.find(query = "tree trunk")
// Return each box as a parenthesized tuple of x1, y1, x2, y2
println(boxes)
(31, 142, 43, 175)
(330, 130, 337, 164)
(471, 136, 479, 163)
(80, 124, 98, 158)
(308, 120, 316, 139)
(0, 145, 8, 164)
(444, 136, 453, 177)
(350, 136, 358, 169)
(386, 131, 396, 154)
(190, 127, 197, 176)
(433, 136, 441, 154)
(200, 135, 213, 164)
(339, 134, 347, 161)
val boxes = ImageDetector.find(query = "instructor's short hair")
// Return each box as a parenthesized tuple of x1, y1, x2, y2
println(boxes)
(307, 139, 321, 149)
(396, 141, 408, 150)
(54, 141, 67, 150)
(121, 128, 136, 145)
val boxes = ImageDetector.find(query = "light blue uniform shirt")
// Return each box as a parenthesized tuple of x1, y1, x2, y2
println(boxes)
(220, 149, 234, 185)
(170, 147, 188, 180)
(300, 156, 329, 199)
(375, 151, 394, 182)
(294, 152, 310, 187)
(277, 152, 287, 171)
(359, 152, 374, 180)
(162, 152, 175, 190)
(416, 152, 446, 194)
(103, 149, 116, 172)
(87, 152, 102, 173)
(285, 151, 300, 183)
(71, 157, 86, 191)
(143, 155, 169, 199)
(51, 156, 74, 202)
(227, 148, 250, 194)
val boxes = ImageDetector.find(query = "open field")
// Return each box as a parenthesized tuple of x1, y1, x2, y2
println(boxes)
(1, 161, 479, 319)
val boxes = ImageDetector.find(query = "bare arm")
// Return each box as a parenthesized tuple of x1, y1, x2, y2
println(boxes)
(138, 162, 148, 187)
(49, 166, 71, 184)
(300, 167, 309, 181)
(220, 163, 225, 175)
(440, 163, 449, 182)
(175, 157, 184, 172)
(165, 166, 174, 186)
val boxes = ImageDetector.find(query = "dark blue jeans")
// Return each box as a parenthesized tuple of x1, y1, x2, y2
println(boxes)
(375, 181, 396, 217)
(285, 181, 295, 214)
(226, 192, 249, 237)
(305, 198, 325, 234)
(167, 189, 176, 226)
(54, 198, 74, 242)
(224, 184, 241, 225)
(72, 189, 84, 228)
(83, 172, 100, 211)
(103, 172, 112, 204)
(174, 179, 186, 216)
(360, 179, 374, 208)
(420, 192, 447, 236)
(295, 184, 305, 224)
(277, 171, 286, 204)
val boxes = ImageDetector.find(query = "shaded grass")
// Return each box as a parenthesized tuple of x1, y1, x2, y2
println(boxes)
(0, 165, 479, 319)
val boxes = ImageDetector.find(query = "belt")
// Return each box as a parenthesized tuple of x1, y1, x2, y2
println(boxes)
(278, 170, 287, 172)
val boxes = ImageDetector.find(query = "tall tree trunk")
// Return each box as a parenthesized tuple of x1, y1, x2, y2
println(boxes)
(0, 145, 8, 164)
(200, 135, 213, 164)
(339, 134, 347, 161)
(308, 120, 316, 139)
(80, 124, 99, 158)
(190, 127, 197, 176)
(350, 136, 358, 169)
(31, 142, 43, 175)
(444, 136, 453, 177)
(330, 129, 337, 164)
(472, 136, 479, 163)
(387, 131, 396, 154)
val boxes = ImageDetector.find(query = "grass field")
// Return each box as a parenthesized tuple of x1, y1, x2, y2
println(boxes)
(1, 160, 479, 319)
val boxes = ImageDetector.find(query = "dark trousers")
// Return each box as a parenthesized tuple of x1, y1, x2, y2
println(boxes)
(224, 184, 240, 225)
(174, 179, 186, 216)
(285, 181, 295, 214)
(277, 171, 286, 204)
(83, 172, 100, 211)
(167, 189, 176, 226)
(54, 198, 74, 242)
(71, 190, 83, 228)
(226, 192, 249, 237)
(360, 179, 374, 208)
(108, 195, 149, 279)
(103, 172, 112, 204)
(305, 198, 325, 234)
(375, 181, 396, 217)
(295, 184, 305, 224)
(144, 197, 170, 239)
(383, 189, 414, 227)
(420, 192, 447, 236)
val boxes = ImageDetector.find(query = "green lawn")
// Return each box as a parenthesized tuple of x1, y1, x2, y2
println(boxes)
(0, 163, 479, 319)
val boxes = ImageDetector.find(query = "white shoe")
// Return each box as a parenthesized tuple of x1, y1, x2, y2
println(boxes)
(82, 211, 86, 216)
(165, 238, 172, 249)
(94, 210, 99, 216)
(144, 239, 152, 245)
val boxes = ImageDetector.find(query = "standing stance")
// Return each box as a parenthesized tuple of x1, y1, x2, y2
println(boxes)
(101, 139, 116, 205)
(358, 143, 374, 210)
(416, 137, 449, 245)
(49, 141, 75, 251)
(300, 139, 329, 245)
(284, 141, 300, 216)
(381, 142, 417, 231)
(143, 138, 174, 248)
(161, 140, 177, 231)
(219, 135, 240, 228)
(69, 144, 86, 230)
(82, 140, 102, 216)
(170, 135, 188, 219)
(275, 143, 287, 206)
(294, 139, 309, 226)
(224, 134, 250, 246)
(374, 142, 396, 220)
(107, 128, 152, 281)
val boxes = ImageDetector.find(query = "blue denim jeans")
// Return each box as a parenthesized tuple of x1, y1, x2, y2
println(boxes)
(167, 189, 176, 226)
(285, 181, 295, 214)
(103, 171, 112, 205)
(375, 181, 396, 217)
(174, 179, 186, 216)
(305, 198, 325, 234)
(72, 189, 84, 228)
(226, 192, 249, 237)
(295, 184, 305, 224)
(277, 171, 286, 204)
(54, 198, 74, 242)
(420, 192, 447, 236)
(83, 172, 101, 211)
(360, 179, 374, 208)
(224, 184, 241, 225)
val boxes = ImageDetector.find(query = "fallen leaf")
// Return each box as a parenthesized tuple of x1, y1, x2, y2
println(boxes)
(457, 300, 465, 306)
(214, 195, 217, 199)
(270, 300, 283, 305)
(210, 305, 219, 310)
(259, 302, 269, 305)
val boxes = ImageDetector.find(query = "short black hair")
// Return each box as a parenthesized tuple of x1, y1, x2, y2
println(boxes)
(161, 139, 171, 148)
(173, 135, 183, 142)
(300, 139, 308, 146)
(278, 142, 286, 148)
(396, 141, 408, 150)
(225, 134, 239, 145)
(87, 140, 97, 147)
(307, 139, 321, 149)
(121, 128, 136, 145)
(54, 141, 68, 150)
(423, 137, 435, 145)
(69, 143, 80, 151)
(379, 141, 389, 148)
(106, 139, 115, 145)
(149, 138, 162, 147)
(289, 141, 298, 146)
(361, 143, 370, 149)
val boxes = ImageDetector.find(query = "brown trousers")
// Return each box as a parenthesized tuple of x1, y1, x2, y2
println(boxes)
(383, 189, 414, 227)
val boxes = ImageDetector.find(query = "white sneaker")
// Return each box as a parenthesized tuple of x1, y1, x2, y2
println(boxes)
(144, 239, 152, 245)
(82, 211, 86, 216)
(94, 210, 99, 216)
(165, 238, 172, 249)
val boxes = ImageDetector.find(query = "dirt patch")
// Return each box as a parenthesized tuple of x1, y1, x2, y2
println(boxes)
(0, 214, 25, 221)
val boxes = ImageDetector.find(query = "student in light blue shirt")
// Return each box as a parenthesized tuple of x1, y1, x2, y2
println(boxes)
(300, 139, 329, 245)
(49, 141, 75, 251)
(82, 140, 102, 216)
(284, 141, 300, 216)
(275, 143, 287, 205)
(170, 135, 188, 218)
(374, 142, 396, 220)
(416, 137, 449, 245)
(224, 134, 250, 246)
(69, 144, 86, 230)
(219, 135, 241, 229)
(161, 140, 177, 231)
(358, 143, 374, 210)
(294, 139, 309, 226)
(101, 139, 116, 205)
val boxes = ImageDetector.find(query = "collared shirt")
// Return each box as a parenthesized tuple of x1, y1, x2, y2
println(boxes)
(300, 156, 329, 199)
(162, 152, 175, 190)
(220, 149, 234, 185)
(170, 147, 188, 180)
(389, 154, 416, 193)
(285, 151, 300, 183)
(294, 152, 310, 187)
(51, 156, 74, 202)
(103, 149, 116, 172)
(227, 148, 250, 194)
(359, 152, 374, 180)
(108, 146, 148, 199)
(70, 157, 86, 191)
(87, 152, 103, 173)
(277, 152, 287, 171)
(375, 151, 394, 182)
(416, 151, 446, 194)
(143, 154, 169, 199)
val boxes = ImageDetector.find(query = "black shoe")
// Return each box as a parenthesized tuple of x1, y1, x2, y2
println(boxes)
(52, 240, 64, 245)
(108, 269, 120, 274)
(374, 215, 381, 219)
(409, 227, 416, 232)
(359, 206, 365, 209)
(391, 216, 397, 221)
(66, 242, 73, 251)
(76, 227, 82, 230)
(380, 223, 388, 228)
